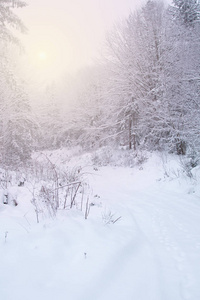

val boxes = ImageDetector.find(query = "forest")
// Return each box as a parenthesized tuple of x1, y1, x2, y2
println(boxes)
(1, 2, 200, 300)
(0, 0, 200, 168)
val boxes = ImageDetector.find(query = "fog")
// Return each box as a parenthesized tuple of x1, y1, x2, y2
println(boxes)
(17, 0, 144, 82)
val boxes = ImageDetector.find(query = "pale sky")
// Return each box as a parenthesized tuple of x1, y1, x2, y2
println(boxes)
(16, 0, 143, 80)
(16, 0, 171, 83)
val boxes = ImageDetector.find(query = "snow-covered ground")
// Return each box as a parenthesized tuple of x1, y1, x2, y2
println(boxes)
(0, 150, 200, 300)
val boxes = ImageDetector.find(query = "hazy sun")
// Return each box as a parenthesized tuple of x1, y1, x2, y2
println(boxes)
(38, 51, 47, 60)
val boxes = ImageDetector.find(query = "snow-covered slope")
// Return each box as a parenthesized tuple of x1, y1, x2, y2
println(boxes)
(0, 151, 200, 300)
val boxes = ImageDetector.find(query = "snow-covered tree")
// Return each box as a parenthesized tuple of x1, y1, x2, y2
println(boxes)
(100, 0, 200, 154)
(0, 0, 27, 44)
(103, 1, 168, 150)
(31, 0, 200, 157)
(35, 82, 63, 150)
(0, 58, 33, 166)
(0, 1, 33, 167)
(164, 0, 200, 153)
(171, 0, 200, 25)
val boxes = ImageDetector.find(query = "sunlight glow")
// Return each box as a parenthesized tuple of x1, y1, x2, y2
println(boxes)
(21, 31, 75, 83)
(38, 51, 47, 60)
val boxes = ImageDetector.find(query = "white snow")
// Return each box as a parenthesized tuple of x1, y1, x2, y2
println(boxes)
(0, 151, 200, 300)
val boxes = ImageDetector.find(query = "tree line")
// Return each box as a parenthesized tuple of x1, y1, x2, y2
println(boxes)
(0, 0, 200, 167)
(60, 0, 200, 156)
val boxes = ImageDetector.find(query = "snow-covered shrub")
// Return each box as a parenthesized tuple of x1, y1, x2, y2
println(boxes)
(187, 150, 199, 169)
(91, 147, 114, 166)
(91, 147, 148, 167)
(179, 157, 196, 179)
(177, 149, 200, 179)
(64, 166, 82, 184)
(0, 168, 21, 206)
(26, 153, 89, 222)
(118, 150, 148, 167)
(0, 169, 13, 189)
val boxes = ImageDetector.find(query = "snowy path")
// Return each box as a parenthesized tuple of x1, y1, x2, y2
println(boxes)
(1, 156, 200, 300)
(89, 165, 200, 300)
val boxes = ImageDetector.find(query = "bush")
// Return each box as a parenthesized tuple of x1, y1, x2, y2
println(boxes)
(91, 146, 148, 167)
